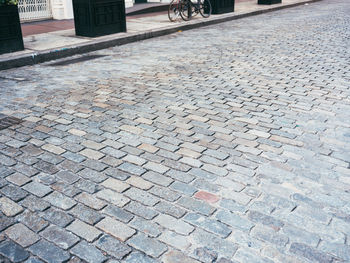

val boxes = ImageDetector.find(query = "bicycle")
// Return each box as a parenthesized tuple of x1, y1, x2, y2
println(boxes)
(168, 0, 211, 22)
(180, 0, 212, 21)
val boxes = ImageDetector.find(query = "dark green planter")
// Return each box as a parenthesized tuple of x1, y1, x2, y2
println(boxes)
(72, 0, 126, 37)
(211, 0, 234, 14)
(258, 0, 281, 4)
(0, 5, 24, 55)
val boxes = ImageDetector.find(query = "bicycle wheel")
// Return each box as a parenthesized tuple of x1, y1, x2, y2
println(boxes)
(179, 0, 193, 21)
(168, 0, 181, 22)
(199, 0, 212, 18)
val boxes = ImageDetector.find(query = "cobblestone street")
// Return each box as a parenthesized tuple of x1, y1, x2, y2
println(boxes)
(0, 0, 350, 262)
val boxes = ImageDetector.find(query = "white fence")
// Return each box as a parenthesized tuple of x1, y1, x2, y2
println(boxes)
(18, 0, 53, 22)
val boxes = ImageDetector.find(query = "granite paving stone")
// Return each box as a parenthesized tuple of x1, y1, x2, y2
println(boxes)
(0, 0, 349, 260)
(40, 224, 79, 249)
(0, 197, 23, 216)
(5, 223, 40, 247)
(128, 233, 167, 258)
(71, 241, 107, 263)
(28, 240, 70, 263)
(0, 240, 29, 262)
(66, 219, 102, 242)
(96, 216, 136, 242)
(95, 235, 132, 260)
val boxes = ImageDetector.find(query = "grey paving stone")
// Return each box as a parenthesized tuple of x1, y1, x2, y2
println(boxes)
(22, 181, 52, 198)
(67, 219, 101, 242)
(17, 210, 48, 232)
(95, 235, 131, 260)
(166, 169, 196, 184)
(149, 185, 181, 202)
(130, 216, 162, 237)
(124, 187, 159, 206)
(0, 213, 15, 232)
(103, 204, 134, 223)
(44, 191, 76, 210)
(74, 179, 100, 194)
(71, 241, 107, 263)
(220, 199, 247, 214)
(51, 181, 81, 197)
(96, 216, 135, 242)
(5, 223, 40, 248)
(0, 197, 23, 216)
(155, 214, 194, 235)
(289, 243, 334, 263)
(184, 213, 231, 237)
(233, 248, 274, 263)
(125, 201, 158, 220)
(0, 184, 28, 201)
(128, 233, 167, 258)
(163, 250, 200, 263)
(29, 240, 70, 263)
(62, 151, 86, 163)
(142, 171, 173, 187)
(177, 196, 216, 216)
(104, 167, 130, 181)
(281, 224, 320, 247)
(77, 168, 107, 183)
(248, 211, 284, 231)
(124, 251, 159, 263)
(250, 226, 289, 247)
(33, 160, 59, 174)
(118, 162, 146, 176)
(189, 168, 217, 181)
(56, 170, 80, 184)
(1, 1, 350, 261)
(170, 181, 197, 196)
(154, 201, 187, 219)
(40, 224, 79, 249)
(191, 229, 238, 258)
(318, 241, 350, 261)
(193, 247, 218, 263)
(96, 188, 130, 207)
(24, 257, 44, 263)
(20, 195, 50, 212)
(69, 203, 104, 225)
(40, 207, 74, 227)
(0, 240, 29, 263)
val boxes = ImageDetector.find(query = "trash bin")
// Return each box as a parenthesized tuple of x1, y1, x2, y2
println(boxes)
(0, 4, 24, 54)
(258, 0, 281, 4)
(211, 0, 234, 14)
(72, 0, 126, 37)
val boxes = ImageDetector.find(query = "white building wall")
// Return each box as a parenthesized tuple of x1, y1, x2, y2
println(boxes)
(51, 0, 74, 19)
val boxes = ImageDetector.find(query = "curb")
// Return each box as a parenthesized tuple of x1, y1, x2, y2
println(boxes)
(0, 0, 321, 71)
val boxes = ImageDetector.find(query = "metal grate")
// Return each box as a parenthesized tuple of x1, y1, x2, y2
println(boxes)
(18, 0, 53, 22)
(0, 115, 23, 130)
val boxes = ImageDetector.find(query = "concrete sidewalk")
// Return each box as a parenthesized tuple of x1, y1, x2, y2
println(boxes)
(0, 0, 319, 70)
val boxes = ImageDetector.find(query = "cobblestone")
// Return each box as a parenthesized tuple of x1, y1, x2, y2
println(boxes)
(95, 235, 131, 260)
(5, 223, 40, 247)
(40, 224, 79, 249)
(0, 197, 23, 216)
(22, 181, 52, 197)
(96, 216, 136, 241)
(155, 214, 194, 235)
(128, 233, 167, 258)
(17, 210, 48, 232)
(29, 240, 70, 263)
(0, 0, 349, 260)
(71, 241, 107, 263)
(0, 240, 29, 262)
(67, 219, 101, 242)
